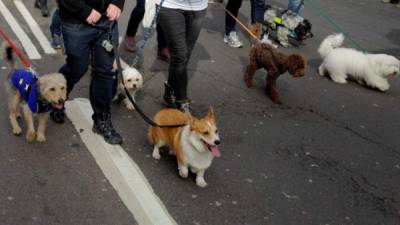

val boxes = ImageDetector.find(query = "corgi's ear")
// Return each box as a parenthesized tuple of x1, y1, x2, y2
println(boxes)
(206, 106, 215, 120)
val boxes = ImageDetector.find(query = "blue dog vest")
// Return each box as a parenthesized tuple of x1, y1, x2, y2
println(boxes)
(11, 69, 51, 113)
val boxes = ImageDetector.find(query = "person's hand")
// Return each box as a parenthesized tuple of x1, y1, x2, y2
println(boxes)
(86, 9, 101, 25)
(106, 4, 121, 21)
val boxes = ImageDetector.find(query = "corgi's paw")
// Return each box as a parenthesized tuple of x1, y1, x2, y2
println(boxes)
(196, 177, 208, 188)
(179, 167, 188, 178)
(152, 151, 161, 160)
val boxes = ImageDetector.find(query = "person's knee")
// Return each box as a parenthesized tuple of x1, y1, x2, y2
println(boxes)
(170, 50, 188, 65)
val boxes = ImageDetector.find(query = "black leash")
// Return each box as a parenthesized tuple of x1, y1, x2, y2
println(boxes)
(106, 22, 187, 128)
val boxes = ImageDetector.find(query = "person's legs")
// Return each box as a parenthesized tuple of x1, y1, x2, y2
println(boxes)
(157, 24, 170, 62)
(50, 9, 62, 49)
(158, 7, 189, 108)
(35, 0, 49, 17)
(185, 10, 206, 67)
(224, 0, 243, 48)
(52, 23, 92, 124)
(288, 0, 303, 13)
(90, 23, 119, 115)
(50, 9, 61, 36)
(125, 0, 146, 51)
(59, 23, 92, 96)
(225, 0, 242, 35)
(250, 0, 264, 24)
(90, 22, 123, 145)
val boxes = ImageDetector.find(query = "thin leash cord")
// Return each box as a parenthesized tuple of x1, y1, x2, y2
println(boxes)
(304, 0, 366, 52)
(110, 24, 187, 128)
(132, 0, 166, 66)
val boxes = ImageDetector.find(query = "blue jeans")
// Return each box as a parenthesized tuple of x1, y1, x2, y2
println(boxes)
(288, 0, 303, 13)
(158, 7, 206, 101)
(50, 8, 61, 36)
(59, 20, 118, 115)
(225, 0, 264, 35)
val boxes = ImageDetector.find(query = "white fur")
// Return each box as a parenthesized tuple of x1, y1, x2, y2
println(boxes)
(180, 125, 219, 187)
(318, 33, 400, 91)
(113, 65, 143, 110)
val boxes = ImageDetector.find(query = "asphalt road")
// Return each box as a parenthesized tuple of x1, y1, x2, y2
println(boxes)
(1, 0, 400, 225)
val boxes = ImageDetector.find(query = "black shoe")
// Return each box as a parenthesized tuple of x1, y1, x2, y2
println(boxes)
(34, 0, 40, 8)
(163, 81, 177, 108)
(50, 108, 65, 124)
(39, 0, 48, 17)
(41, 6, 49, 17)
(92, 113, 123, 145)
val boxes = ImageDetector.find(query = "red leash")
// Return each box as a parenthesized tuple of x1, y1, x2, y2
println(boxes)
(0, 27, 31, 69)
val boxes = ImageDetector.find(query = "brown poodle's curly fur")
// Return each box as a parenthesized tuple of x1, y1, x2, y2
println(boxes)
(244, 43, 307, 104)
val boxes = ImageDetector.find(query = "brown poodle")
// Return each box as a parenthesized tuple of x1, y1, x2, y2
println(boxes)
(244, 43, 307, 104)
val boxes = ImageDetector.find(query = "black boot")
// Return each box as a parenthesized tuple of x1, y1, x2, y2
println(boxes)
(40, 0, 49, 17)
(50, 108, 65, 124)
(163, 81, 177, 108)
(92, 113, 123, 145)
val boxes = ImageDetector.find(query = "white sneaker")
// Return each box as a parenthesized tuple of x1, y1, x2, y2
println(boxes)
(224, 31, 243, 48)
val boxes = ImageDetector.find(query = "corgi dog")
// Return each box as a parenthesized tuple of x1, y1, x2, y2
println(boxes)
(148, 107, 221, 187)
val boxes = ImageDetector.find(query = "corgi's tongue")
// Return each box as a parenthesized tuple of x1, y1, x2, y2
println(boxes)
(209, 145, 221, 158)
(52, 103, 64, 109)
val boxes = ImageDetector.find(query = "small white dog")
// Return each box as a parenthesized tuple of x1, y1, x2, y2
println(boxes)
(318, 33, 400, 91)
(113, 60, 143, 110)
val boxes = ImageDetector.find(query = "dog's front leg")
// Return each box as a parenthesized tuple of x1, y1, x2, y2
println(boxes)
(266, 74, 283, 104)
(178, 162, 189, 178)
(123, 95, 135, 110)
(36, 113, 48, 143)
(195, 169, 207, 188)
(9, 92, 22, 135)
(22, 106, 35, 142)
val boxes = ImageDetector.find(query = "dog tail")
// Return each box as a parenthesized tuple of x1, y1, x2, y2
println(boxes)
(2, 42, 14, 68)
(318, 33, 344, 59)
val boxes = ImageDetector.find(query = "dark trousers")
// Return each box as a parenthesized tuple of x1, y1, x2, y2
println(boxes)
(59, 21, 118, 115)
(50, 8, 61, 36)
(126, 0, 167, 49)
(157, 7, 206, 101)
(225, 0, 265, 35)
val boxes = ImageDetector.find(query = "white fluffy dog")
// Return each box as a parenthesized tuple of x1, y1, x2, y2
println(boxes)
(113, 61, 143, 110)
(318, 33, 400, 91)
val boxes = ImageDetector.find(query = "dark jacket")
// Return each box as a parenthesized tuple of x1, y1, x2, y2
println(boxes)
(59, 0, 125, 24)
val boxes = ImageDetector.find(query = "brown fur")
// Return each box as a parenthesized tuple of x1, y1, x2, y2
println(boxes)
(148, 108, 190, 165)
(244, 42, 307, 104)
(248, 23, 264, 44)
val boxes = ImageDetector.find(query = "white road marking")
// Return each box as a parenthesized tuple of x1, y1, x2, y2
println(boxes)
(66, 98, 177, 225)
(14, 0, 56, 54)
(0, 0, 41, 59)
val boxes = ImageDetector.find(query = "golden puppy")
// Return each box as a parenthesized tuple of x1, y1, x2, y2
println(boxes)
(4, 46, 67, 143)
